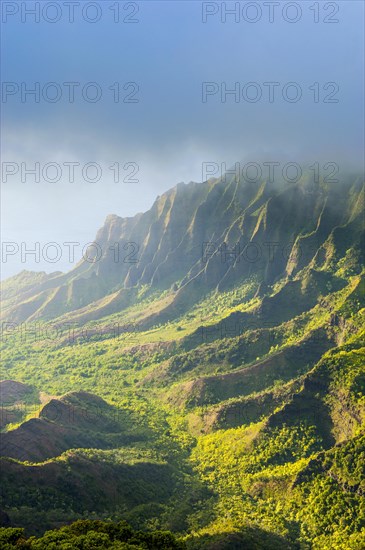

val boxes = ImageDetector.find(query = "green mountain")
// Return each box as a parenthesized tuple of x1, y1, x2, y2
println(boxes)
(0, 171, 364, 548)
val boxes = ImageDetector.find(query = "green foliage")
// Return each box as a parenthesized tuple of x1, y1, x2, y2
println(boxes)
(0, 520, 186, 549)
(0, 199, 364, 549)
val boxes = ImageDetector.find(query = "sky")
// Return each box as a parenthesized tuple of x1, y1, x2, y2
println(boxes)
(1, 0, 364, 278)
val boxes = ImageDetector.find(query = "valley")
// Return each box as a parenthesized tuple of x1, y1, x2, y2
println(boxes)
(0, 173, 364, 548)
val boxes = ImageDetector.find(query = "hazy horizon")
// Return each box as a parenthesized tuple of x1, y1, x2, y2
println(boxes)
(1, 0, 364, 278)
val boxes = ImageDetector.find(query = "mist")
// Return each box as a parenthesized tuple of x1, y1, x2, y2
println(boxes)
(1, 0, 364, 278)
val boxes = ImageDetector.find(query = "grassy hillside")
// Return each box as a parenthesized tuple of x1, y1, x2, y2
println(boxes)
(0, 174, 364, 548)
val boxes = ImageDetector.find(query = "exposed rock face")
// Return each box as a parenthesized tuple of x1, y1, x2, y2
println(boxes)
(1, 175, 364, 324)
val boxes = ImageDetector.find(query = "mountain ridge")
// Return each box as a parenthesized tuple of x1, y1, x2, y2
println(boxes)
(1, 174, 363, 327)
(0, 168, 364, 547)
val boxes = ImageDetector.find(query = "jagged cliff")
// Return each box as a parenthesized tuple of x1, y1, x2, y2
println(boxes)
(1, 173, 364, 325)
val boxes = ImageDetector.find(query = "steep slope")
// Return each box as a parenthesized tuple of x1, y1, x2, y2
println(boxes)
(2, 176, 363, 325)
(0, 169, 364, 548)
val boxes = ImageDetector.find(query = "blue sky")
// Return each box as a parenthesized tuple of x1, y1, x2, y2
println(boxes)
(1, 0, 364, 277)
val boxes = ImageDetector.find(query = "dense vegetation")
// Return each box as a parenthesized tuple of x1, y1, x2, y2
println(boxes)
(1, 174, 364, 548)
(0, 520, 185, 549)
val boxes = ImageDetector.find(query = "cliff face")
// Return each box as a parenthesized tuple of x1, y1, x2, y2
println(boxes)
(1, 173, 364, 324)
(0, 170, 364, 547)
